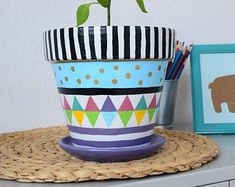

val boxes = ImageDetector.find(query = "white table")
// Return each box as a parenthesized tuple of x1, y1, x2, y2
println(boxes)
(1, 123, 235, 187)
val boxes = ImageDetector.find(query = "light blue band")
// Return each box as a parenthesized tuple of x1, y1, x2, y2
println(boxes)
(52, 61, 167, 88)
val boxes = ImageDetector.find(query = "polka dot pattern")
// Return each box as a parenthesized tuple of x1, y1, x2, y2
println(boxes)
(112, 79, 118, 84)
(71, 66, 75, 71)
(85, 74, 91, 80)
(52, 61, 167, 88)
(77, 79, 82, 84)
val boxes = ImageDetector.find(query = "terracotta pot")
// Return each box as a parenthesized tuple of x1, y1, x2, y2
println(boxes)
(44, 26, 175, 162)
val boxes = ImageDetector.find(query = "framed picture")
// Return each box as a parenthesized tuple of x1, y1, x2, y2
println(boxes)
(190, 44, 235, 134)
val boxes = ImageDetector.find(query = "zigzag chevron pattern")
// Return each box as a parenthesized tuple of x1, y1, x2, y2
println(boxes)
(61, 94, 160, 128)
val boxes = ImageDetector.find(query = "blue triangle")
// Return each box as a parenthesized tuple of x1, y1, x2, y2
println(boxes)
(102, 112, 116, 128)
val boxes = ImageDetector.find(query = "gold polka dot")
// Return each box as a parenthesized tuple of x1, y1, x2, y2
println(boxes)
(85, 74, 91, 80)
(160, 77, 163, 82)
(135, 65, 140, 70)
(58, 66, 62, 71)
(99, 68, 105, 73)
(94, 79, 99, 85)
(148, 72, 153, 77)
(158, 65, 162, 71)
(126, 73, 131, 79)
(76, 79, 82, 84)
(114, 65, 119, 71)
(60, 80, 63, 84)
(138, 80, 143, 85)
(112, 79, 118, 84)
(65, 77, 68, 81)
(71, 66, 75, 71)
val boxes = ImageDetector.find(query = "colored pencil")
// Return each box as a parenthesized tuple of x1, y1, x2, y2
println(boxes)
(165, 42, 192, 80)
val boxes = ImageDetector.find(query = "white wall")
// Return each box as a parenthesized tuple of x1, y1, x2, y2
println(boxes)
(1, 0, 235, 132)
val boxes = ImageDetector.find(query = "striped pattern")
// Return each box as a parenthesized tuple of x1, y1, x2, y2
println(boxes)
(44, 26, 176, 62)
(68, 124, 154, 147)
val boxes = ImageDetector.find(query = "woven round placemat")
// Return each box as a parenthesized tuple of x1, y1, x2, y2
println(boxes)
(0, 126, 219, 183)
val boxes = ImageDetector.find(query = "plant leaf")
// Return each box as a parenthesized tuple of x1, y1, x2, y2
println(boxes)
(76, 3, 98, 26)
(97, 0, 109, 7)
(136, 0, 148, 13)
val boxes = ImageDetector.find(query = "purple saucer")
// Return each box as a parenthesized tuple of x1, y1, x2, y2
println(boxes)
(58, 135, 165, 162)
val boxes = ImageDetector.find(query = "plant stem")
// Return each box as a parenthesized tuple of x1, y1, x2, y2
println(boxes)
(107, 0, 111, 26)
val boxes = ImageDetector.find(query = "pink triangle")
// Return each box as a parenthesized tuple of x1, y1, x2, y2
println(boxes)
(63, 96, 71, 110)
(149, 94, 156, 109)
(85, 96, 99, 111)
(119, 96, 134, 111)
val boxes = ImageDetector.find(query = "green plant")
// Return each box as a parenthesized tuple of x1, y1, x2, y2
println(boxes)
(76, 0, 148, 26)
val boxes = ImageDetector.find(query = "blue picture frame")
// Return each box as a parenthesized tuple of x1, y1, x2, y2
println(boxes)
(190, 44, 235, 134)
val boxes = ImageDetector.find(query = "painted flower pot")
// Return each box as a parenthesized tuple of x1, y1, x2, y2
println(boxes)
(44, 26, 175, 162)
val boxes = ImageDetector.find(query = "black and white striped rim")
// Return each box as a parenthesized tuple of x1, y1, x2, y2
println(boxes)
(44, 26, 176, 62)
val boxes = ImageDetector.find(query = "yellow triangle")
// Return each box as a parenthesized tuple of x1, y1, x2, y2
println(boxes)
(73, 111, 84, 126)
(134, 110, 146, 125)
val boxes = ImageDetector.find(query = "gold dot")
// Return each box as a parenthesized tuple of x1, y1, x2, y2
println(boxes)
(138, 80, 143, 85)
(99, 68, 105, 73)
(160, 77, 163, 82)
(85, 74, 91, 80)
(65, 76, 68, 81)
(148, 72, 153, 77)
(94, 79, 99, 85)
(60, 80, 63, 84)
(126, 73, 131, 79)
(135, 65, 140, 70)
(158, 65, 162, 71)
(71, 66, 75, 71)
(77, 79, 82, 84)
(114, 65, 119, 70)
(58, 66, 62, 71)
(112, 79, 118, 84)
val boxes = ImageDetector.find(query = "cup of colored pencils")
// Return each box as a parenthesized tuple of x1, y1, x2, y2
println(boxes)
(156, 41, 192, 129)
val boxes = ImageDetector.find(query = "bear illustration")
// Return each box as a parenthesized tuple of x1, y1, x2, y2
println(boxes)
(208, 74, 235, 113)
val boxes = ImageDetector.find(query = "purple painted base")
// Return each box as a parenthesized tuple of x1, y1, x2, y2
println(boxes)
(58, 135, 165, 162)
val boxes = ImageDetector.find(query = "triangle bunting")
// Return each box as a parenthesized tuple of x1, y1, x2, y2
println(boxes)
(149, 94, 157, 109)
(135, 96, 147, 110)
(101, 96, 117, 111)
(85, 112, 99, 127)
(148, 109, 155, 123)
(72, 97, 83, 111)
(119, 96, 134, 111)
(63, 96, 71, 110)
(73, 111, 84, 126)
(102, 112, 116, 127)
(134, 110, 146, 125)
(65, 110, 72, 124)
(118, 111, 133, 127)
(85, 97, 99, 111)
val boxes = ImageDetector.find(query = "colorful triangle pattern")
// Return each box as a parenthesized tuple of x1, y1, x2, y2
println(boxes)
(101, 96, 117, 111)
(72, 97, 83, 110)
(102, 112, 116, 127)
(118, 111, 133, 127)
(85, 97, 99, 111)
(73, 111, 84, 126)
(62, 94, 159, 127)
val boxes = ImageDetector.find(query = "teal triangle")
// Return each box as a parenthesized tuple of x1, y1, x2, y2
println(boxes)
(135, 96, 147, 110)
(72, 97, 83, 111)
(102, 112, 116, 127)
